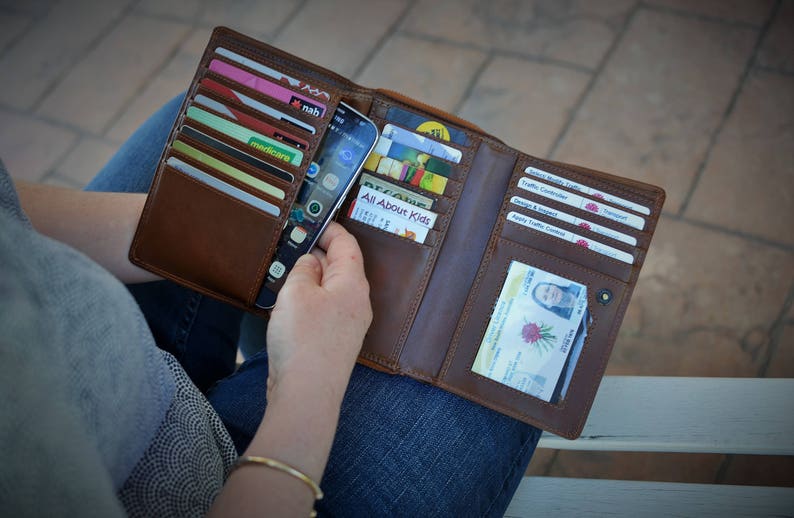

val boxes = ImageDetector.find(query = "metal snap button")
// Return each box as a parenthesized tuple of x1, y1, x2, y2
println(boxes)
(597, 289, 613, 305)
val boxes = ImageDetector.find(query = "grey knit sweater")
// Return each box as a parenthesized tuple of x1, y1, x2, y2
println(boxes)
(0, 162, 236, 517)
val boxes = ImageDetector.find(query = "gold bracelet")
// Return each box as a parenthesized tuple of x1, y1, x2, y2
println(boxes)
(231, 455, 324, 502)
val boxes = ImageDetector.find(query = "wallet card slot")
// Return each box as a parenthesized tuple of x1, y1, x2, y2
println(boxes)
(361, 147, 465, 200)
(438, 236, 629, 438)
(184, 98, 307, 168)
(194, 84, 315, 146)
(208, 38, 343, 105)
(204, 53, 333, 121)
(370, 116, 469, 155)
(511, 158, 652, 232)
(196, 70, 321, 134)
(338, 183, 443, 248)
(177, 116, 304, 179)
(341, 218, 436, 368)
(167, 149, 282, 208)
(505, 202, 638, 258)
(357, 171, 453, 216)
(526, 157, 662, 218)
(500, 219, 636, 282)
(173, 130, 293, 193)
(130, 165, 282, 307)
(368, 97, 476, 149)
(506, 179, 650, 249)
(200, 68, 325, 134)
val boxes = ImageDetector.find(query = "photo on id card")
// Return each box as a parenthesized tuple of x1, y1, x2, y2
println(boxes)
(472, 261, 590, 403)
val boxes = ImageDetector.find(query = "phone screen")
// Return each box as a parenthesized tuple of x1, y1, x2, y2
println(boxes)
(255, 103, 378, 308)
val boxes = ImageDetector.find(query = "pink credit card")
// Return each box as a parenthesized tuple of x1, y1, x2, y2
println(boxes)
(208, 59, 326, 118)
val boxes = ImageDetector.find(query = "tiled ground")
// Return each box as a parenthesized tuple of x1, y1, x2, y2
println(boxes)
(1, 0, 792, 487)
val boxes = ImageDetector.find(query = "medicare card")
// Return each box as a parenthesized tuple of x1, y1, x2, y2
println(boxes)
(472, 261, 588, 402)
(186, 106, 303, 166)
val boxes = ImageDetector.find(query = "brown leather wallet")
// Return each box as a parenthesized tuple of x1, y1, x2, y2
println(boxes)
(130, 27, 665, 439)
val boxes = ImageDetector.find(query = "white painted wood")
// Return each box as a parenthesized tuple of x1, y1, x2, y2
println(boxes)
(538, 377, 794, 455)
(504, 477, 794, 518)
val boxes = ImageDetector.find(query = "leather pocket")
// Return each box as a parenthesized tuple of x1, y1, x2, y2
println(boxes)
(439, 236, 628, 438)
(130, 165, 281, 306)
(341, 218, 435, 368)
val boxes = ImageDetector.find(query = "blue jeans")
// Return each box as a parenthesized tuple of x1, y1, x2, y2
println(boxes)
(88, 94, 540, 517)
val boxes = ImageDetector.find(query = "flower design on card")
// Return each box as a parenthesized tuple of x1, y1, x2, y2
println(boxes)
(584, 202, 599, 213)
(576, 239, 590, 248)
(578, 222, 592, 231)
(521, 321, 556, 354)
(593, 193, 605, 199)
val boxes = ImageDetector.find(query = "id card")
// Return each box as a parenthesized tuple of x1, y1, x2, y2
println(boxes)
(472, 261, 588, 402)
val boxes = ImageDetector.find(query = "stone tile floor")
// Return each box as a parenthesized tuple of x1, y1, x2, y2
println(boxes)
(1, 0, 791, 487)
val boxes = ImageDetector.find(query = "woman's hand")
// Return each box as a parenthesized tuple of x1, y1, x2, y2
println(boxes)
(265, 221, 372, 400)
(209, 223, 371, 518)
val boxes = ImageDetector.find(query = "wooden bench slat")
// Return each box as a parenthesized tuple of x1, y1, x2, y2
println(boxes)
(538, 377, 794, 455)
(505, 477, 794, 518)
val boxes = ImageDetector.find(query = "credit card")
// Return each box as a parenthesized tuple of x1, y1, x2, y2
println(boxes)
(517, 176, 645, 230)
(186, 106, 303, 166)
(194, 94, 308, 149)
(209, 59, 326, 117)
(359, 173, 434, 210)
(506, 211, 635, 264)
(180, 125, 294, 183)
(355, 185, 437, 228)
(166, 157, 280, 217)
(215, 46, 331, 102)
(200, 78, 315, 134)
(347, 188, 434, 243)
(363, 152, 448, 195)
(385, 106, 471, 147)
(373, 137, 453, 177)
(382, 123, 462, 163)
(510, 195, 637, 246)
(525, 166, 651, 216)
(172, 140, 285, 200)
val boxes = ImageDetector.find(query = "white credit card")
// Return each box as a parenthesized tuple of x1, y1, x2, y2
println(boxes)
(517, 176, 645, 231)
(381, 123, 463, 163)
(525, 166, 651, 216)
(354, 185, 437, 228)
(347, 197, 430, 243)
(510, 195, 637, 246)
(506, 211, 635, 264)
(166, 157, 280, 217)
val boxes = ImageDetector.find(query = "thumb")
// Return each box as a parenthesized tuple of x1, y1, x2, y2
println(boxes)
(283, 253, 322, 288)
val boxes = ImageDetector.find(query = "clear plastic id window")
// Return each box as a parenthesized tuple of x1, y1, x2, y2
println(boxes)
(472, 260, 590, 404)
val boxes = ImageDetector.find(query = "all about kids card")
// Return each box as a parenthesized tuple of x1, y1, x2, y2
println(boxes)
(472, 261, 588, 402)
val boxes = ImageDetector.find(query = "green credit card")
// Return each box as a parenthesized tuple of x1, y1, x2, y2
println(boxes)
(186, 106, 303, 167)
